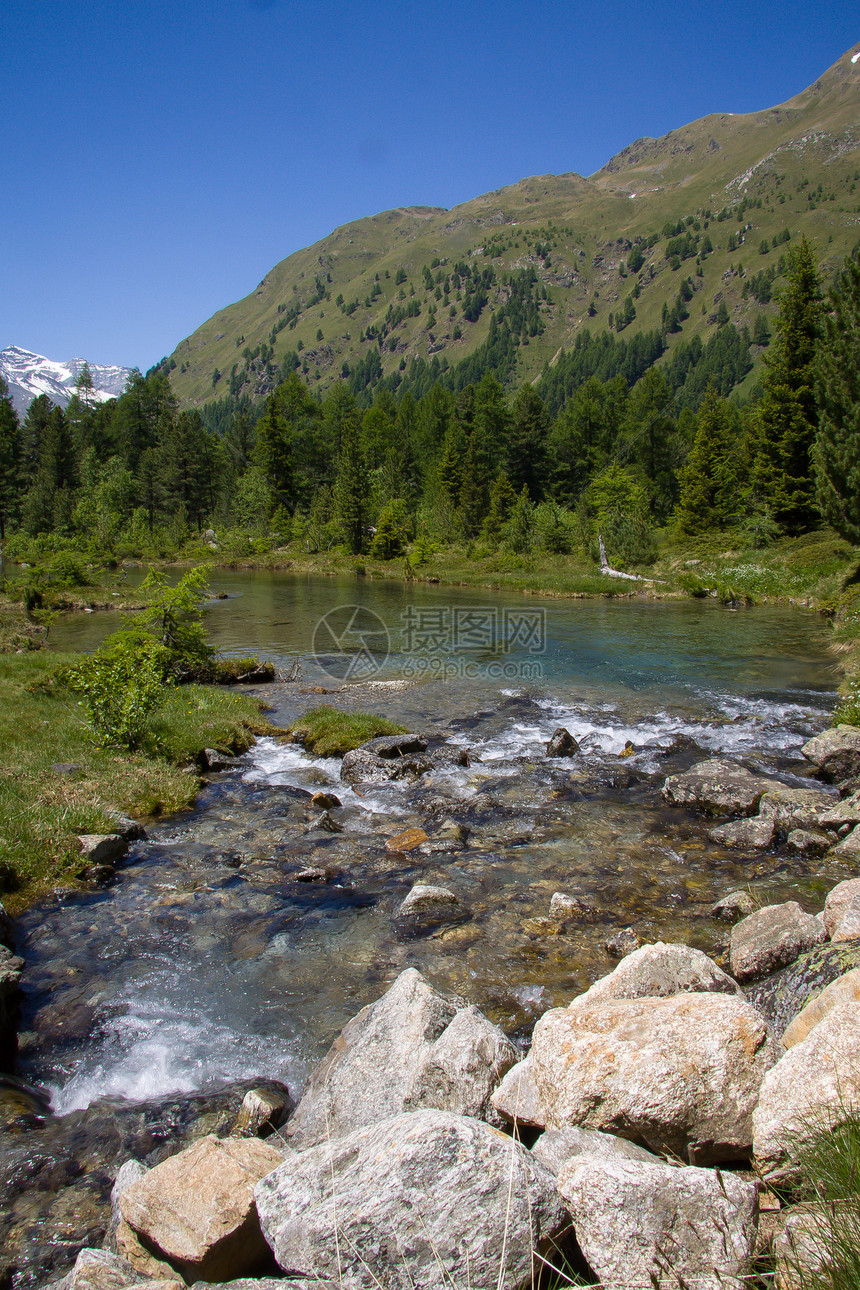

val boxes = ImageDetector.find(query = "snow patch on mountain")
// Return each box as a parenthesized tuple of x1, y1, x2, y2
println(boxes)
(0, 346, 135, 419)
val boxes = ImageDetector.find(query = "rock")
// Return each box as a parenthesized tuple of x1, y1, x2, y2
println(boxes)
(118, 1134, 285, 1282)
(557, 1154, 759, 1290)
(190, 1281, 327, 1290)
(231, 1086, 293, 1138)
(730, 902, 826, 983)
(549, 891, 595, 921)
(105, 812, 147, 841)
(824, 877, 860, 938)
(757, 784, 836, 832)
(782, 967, 860, 1047)
(772, 1203, 834, 1290)
(428, 745, 470, 768)
(709, 816, 776, 849)
(310, 791, 340, 810)
(605, 927, 641, 958)
(59, 1248, 180, 1290)
(546, 727, 578, 757)
(361, 733, 428, 757)
(747, 938, 860, 1033)
(108, 1160, 148, 1242)
(711, 890, 756, 923)
(340, 742, 431, 786)
(292, 866, 332, 882)
(802, 725, 860, 784)
(311, 810, 342, 833)
(532, 1125, 657, 1174)
(115, 1220, 181, 1281)
(77, 834, 128, 866)
(818, 790, 860, 828)
(255, 1109, 568, 1290)
(754, 1002, 860, 1177)
(385, 827, 429, 852)
(662, 758, 774, 816)
(284, 968, 517, 1149)
(828, 823, 860, 860)
(787, 828, 832, 855)
(395, 884, 461, 918)
(489, 1056, 545, 1127)
(575, 942, 741, 1004)
(529, 992, 779, 1163)
(201, 748, 237, 772)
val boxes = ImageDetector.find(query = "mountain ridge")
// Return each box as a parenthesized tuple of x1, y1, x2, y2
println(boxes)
(0, 345, 134, 420)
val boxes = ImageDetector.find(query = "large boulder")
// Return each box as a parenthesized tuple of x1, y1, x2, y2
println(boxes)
(729, 902, 825, 983)
(782, 967, 860, 1047)
(532, 1126, 657, 1174)
(489, 1056, 546, 1128)
(824, 878, 860, 940)
(802, 725, 860, 784)
(255, 1109, 568, 1290)
(575, 941, 741, 1004)
(529, 993, 778, 1163)
(757, 785, 836, 832)
(747, 938, 860, 1033)
(754, 1002, 860, 1178)
(557, 1154, 759, 1290)
(117, 1134, 285, 1283)
(340, 734, 434, 787)
(285, 969, 517, 1149)
(709, 816, 775, 850)
(662, 759, 774, 816)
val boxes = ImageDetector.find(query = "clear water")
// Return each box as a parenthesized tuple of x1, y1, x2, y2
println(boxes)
(19, 573, 838, 1114)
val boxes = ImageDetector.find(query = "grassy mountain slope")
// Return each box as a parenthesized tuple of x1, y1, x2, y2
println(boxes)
(166, 44, 860, 410)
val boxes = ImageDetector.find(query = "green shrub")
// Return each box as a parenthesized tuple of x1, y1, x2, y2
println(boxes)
(66, 632, 168, 749)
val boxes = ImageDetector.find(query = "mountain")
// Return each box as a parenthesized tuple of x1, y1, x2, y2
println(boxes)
(164, 44, 860, 412)
(0, 346, 134, 420)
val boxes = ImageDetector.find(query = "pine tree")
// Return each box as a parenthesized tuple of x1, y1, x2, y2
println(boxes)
(482, 472, 517, 544)
(333, 408, 368, 554)
(813, 251, 860, 542)
(675, 386, 744, 533)
(749, 237, 822, 533)
(0, 378, 22, 541)
(458, 432, 489, 537)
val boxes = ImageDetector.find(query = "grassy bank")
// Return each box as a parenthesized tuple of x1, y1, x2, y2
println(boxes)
(0, 643, 273, 913)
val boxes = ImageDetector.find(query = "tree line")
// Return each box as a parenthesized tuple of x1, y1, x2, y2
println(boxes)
(1, 237, 858, 568)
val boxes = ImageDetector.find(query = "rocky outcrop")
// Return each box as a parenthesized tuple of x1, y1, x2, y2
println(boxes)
(117, 1134, 284, 1282)
(557, 1154, 759, 1290)
(256, 1109, 568, 1290)
(753, 1002, 860, 1177)
(529, 993, 778, 1163)
(662, 759, 773, 816)
(575, 941, 741, 1003)
(729, 902, 825, 983)
(802, 725, 860, 784)
(285, 969, 517, 1149)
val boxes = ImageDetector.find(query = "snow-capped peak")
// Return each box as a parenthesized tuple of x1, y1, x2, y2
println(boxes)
(0, 345, 135, 420)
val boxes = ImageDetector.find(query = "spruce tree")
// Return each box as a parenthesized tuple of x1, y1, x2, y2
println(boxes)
(749, 237, 822, 533)
(333, 409, 368, 554)
(676, 386, 743, 533)
(813, 251, 860, 541)
(0, 378, 22, 541)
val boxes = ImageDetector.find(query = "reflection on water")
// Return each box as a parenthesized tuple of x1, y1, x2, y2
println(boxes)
(19, 574, 838, 1113)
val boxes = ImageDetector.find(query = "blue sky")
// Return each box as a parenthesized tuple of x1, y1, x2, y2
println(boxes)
(2, 0, 856, 371)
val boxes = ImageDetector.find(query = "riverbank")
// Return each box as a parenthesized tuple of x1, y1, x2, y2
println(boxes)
(0, 640, 278, 912)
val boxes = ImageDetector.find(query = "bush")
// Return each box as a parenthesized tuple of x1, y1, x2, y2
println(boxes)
(66, 631, 168, 749)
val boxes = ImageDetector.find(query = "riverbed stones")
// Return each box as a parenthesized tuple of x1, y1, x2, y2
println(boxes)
(827, 824, 860, 860)
(576, 942, 741, 1003)
(77, 834, 128, 866)
(781, 967, 860, 1047)
(255, 1109, 568, 1290)
(117, 1134, 285, 1282)
(709, 815, 776, 849)
(284, 968, 517, 1149)
(385, 827, 429, 852)
(802, 725, 860, 784)
(231, 1087, 292, 1138)
(340, 738, 432, 786)
(605, 926, 641, 957)
(787, 827, 832, 855)
(729, 902, 826, 983)
(557, 1154, 759, 1290)
(662, 759, 774, 816)
(546, 727, 578, 757)
(395, 883, 461, 918)
(711, 890, 756, 923)
(529, 993, 779, 1163)
(757, 784, 836, 832)
(753, 1002, 860, 1177)
(490, 1056, 545, 1127)
(310, 791, 340, 810)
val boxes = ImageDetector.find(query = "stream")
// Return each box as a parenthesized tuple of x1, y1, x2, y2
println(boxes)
(0, 572, 844, 1288)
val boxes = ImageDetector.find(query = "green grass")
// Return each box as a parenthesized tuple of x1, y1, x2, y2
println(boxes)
(775, 1116, 860, 1289)
(0, 647, 271, 911)
(288, 706, 407, 757)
